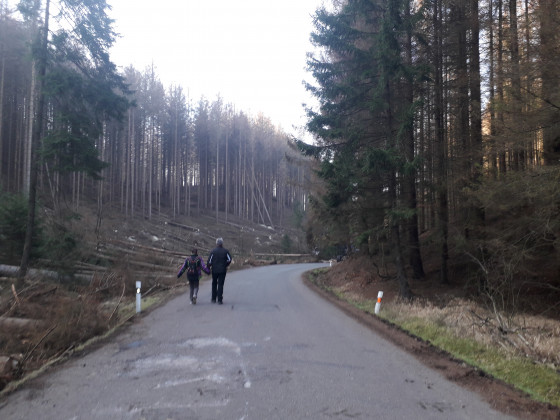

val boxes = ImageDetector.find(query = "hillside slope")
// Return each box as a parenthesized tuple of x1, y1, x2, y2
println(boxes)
(0, 206, 313, 391)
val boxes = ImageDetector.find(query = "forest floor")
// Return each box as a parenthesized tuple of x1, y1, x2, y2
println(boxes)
(1, 206, 559, 420)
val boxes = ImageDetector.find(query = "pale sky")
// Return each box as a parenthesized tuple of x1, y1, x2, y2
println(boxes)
(108, 0, 323, 135)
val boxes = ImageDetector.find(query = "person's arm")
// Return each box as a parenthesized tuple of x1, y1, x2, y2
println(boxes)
(177, 259, 187, 278)
(226, 251, 232, 267)
(200, 257, 211, 275)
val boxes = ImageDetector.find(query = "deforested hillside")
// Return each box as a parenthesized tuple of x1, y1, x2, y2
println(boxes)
(0, 201, 313, 391)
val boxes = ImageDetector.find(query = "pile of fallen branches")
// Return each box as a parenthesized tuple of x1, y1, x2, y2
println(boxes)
(0, 267, 184, 392)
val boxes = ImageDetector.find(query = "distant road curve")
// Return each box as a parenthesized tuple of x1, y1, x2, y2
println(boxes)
(0, 263, 515, 419)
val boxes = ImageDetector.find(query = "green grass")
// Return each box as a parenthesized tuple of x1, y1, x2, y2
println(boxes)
(390, 317, 560, 406)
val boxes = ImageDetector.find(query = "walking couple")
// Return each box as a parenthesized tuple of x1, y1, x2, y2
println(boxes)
(177, 237, 232, 305)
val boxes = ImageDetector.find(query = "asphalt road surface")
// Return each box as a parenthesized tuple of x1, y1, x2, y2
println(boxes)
(0, 263, 516, 420)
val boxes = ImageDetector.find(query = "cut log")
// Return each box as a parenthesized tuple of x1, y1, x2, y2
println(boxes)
(0, 317, 44, 329)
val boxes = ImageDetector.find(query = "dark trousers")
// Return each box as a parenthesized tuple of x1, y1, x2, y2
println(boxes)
(211, 272, 226, 302)
(187, 274, 199, 300)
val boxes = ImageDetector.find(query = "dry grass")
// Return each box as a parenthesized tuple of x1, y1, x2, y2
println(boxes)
(309, 265, 560, 407)
(0, 264, 181, 391)
(311, 256, 560, 406)
(320, 255, 560, 368)
(384, 297, 560, 366)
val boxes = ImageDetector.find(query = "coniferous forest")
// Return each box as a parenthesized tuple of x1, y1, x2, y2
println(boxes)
(1, 0, 560, 408)
(300, 0, 560, 300)
(0, 1, 310, 274)
(0, 0, 559, 304)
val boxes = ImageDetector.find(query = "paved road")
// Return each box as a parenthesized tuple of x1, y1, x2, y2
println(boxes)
(0, 263, 515, 420)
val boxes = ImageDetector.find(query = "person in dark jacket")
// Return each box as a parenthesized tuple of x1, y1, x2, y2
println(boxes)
(206, 237, 232, 304)
(177, 248, 210, 304)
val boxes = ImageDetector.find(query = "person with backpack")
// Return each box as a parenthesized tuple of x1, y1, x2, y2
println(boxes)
(207, 237, 232, 304)
(177, 248, 210, 304)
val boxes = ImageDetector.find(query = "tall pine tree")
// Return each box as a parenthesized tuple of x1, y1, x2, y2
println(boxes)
(18, 0, 129, 276)
(303, 0, 426, 298)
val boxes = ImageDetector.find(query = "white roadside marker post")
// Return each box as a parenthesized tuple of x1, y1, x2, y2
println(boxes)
(374, 291, 383, 314)
(136, 281, 141, 313)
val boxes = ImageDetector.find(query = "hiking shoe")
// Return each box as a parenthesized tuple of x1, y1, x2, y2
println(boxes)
(218, 300, 223, 305)
(211, 299, 216, 303)
(192, 296, 197, 305)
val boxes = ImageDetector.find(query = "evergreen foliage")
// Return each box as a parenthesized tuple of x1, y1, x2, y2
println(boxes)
(302, 0, 560, 300)
(281, 234, 292, 253)
(37, 0, 130, 179)
(10, 0, 131, 274)
(0, 192, 42, 264)
(38, 215, 80, 271)
(304, 0, 424, 297)
(1, 4, 311, 276)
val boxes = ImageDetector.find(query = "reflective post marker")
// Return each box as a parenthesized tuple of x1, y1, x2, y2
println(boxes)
(374, 291, 383, 314)
(136, 281, 141, 313)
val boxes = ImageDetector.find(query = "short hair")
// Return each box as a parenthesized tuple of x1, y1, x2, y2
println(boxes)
(216, 237, 223, 245)
(191, 248, 198, 255)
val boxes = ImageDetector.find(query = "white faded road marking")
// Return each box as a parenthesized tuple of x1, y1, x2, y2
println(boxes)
(181, 336, 242, 355)
(129, 336, 253, 402)
(133, 354, 197, 371)
(154, 373, 227, 389)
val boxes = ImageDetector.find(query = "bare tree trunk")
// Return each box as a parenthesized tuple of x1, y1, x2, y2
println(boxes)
(156, 126, 161, 216)
(467, 0, 485, 229)
(238, 139, 243, 218)
(19, 0, 50, 278)
(23, 61, 35, 195)
(216, 119, 219, 223)
(523, 0, 535, 166)
(509, 0, 523, 170)
(129, 110, 135, 217)
(403, 0, 424, 280)
(497, 0, 506, 173)
(225, 115, 229, 222)
(540, 0, 560, 164)
(141, 127, 146, 217)
(488, 0, 498, 177)
(469, 0, 482, 175)
(173, 100, 179, 217)
(433, 0, 449, 284)
(148, 124, 153, 219)
(0, 47, 4, 179)
(382, 31, 412, 299)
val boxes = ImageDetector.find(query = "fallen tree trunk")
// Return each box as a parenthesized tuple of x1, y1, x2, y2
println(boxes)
(165, 221, 200, 232)
(0, 265, 92, 284)
(0, 265, 59, 280)
(0, 317, 44, 329)
(104, 239, 186, 257)
(251, 253, 311, 257)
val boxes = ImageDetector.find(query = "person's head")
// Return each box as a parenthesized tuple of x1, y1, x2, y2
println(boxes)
(191, 248, 198, 255)
(216, 237, 223, 247)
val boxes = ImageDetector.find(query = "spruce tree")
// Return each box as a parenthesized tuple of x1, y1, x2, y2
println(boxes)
(303, 0, 425, 298)
(18, 0, 129, 276)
